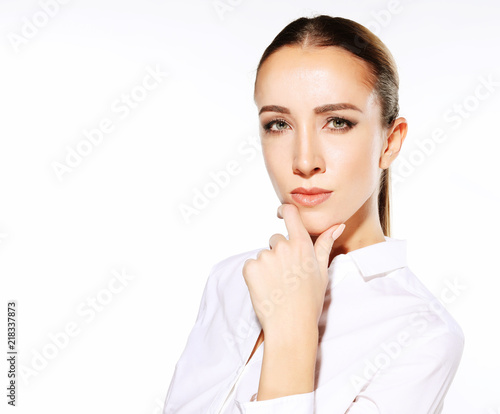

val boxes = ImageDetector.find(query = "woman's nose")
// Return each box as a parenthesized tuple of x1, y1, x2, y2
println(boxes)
(292, 126, 325, 177)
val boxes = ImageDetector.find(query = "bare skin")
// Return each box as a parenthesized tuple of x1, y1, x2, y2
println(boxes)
(245, 329, 264, 366)
(242, 45, 408, 401)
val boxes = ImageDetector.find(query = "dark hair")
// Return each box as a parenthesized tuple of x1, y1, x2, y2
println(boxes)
(254, 15, 400, 236)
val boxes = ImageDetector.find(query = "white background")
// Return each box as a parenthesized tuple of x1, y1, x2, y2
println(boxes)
(1, 0, 499, 413)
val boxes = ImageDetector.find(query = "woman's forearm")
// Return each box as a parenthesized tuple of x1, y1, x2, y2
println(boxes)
(256, 326, 319, 401)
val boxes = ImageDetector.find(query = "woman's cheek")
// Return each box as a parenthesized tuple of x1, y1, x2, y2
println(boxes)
(269, 164, 290, 202)
(336, 150, 375, 200)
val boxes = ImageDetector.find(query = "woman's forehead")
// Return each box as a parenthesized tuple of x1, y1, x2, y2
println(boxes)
(255, 46, 376, 113)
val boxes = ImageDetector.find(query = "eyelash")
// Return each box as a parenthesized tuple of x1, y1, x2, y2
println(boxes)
(262, 117, 356, 135)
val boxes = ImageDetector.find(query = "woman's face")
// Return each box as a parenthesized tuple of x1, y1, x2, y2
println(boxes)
(254, 45, 391, 237)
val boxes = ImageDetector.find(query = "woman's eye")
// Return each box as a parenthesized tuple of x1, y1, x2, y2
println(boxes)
(263, 119, 289, 134)
(263, 117, 355, 135)
(332, 119, 346, 128)
(326, 117, 355, 132)
(274, 120, 288, 130)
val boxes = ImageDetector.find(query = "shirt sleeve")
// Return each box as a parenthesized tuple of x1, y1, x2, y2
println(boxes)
(234, 391, 314, 414)
(344, 330, 465, 414)
(162, 263, 217, 413)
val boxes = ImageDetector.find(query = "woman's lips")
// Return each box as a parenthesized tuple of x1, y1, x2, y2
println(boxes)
(291, 191, 332, 207)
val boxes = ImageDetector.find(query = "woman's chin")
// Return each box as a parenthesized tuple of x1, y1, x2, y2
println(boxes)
(299, 214, 343, 237)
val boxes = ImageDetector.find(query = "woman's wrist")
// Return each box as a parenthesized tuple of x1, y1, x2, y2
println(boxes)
(262, 319, 319, 346)
(257, 327, 319, 401)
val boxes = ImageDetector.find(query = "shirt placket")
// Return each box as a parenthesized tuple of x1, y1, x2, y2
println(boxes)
(215, 359, 252, 414)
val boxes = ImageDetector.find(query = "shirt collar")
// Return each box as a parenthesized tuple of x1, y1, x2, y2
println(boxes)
(332, 236, 407, 280)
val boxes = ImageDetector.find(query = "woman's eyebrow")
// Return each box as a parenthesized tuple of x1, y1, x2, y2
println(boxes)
(258, 103, 363, 115)
(315, 103, 363, 114)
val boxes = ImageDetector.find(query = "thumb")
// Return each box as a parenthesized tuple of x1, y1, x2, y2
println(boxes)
(314, 223, 346, 275)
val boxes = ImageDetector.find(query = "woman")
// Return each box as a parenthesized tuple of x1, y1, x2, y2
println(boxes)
(163, 15, 464, 414)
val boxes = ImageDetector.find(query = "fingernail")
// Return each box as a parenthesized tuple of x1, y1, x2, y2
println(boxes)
(331, 224, 345, 240)
(277, 205, 283, 219)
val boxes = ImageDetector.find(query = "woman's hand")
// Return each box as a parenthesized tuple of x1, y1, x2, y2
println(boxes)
(242, 203, 345, 341)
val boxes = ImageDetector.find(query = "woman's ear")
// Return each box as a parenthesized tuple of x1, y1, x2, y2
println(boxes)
(380, 117, 408, 169)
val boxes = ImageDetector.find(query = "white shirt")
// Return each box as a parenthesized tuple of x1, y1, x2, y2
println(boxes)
(163, 236, 464, 414)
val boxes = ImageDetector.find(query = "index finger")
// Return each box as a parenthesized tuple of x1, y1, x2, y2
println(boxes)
(280, 203, 310, 242)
